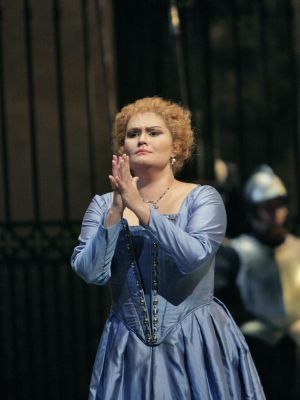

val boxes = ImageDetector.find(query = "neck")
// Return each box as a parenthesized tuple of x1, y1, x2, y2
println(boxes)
(134, 167, 175, 198)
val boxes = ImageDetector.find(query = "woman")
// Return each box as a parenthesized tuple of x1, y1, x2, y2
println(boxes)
(71, 97, 265, 399)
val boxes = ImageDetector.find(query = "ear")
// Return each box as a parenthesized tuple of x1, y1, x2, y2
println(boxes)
(171, 143, 179, 157)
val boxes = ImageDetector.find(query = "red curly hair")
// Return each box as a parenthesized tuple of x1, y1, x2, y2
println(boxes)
(113, 97, 194, 173)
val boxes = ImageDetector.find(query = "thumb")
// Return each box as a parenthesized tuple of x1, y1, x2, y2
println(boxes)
(132, 176, 140, 188)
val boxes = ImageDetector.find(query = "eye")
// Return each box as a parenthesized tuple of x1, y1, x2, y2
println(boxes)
(148, 130, 161, 136)
(126, 130, 139, 138)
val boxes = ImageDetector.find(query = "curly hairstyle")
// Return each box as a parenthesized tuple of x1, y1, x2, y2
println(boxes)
(113, 97, 194, 173)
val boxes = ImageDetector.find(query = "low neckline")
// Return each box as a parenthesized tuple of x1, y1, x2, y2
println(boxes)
(122, 184, 202, 228)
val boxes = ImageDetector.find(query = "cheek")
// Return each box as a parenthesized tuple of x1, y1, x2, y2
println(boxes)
(158, 138, 174, 153)
(256, 210, 271, 224)
(122, 140, 133, 153)
(275, 208, 288, 225)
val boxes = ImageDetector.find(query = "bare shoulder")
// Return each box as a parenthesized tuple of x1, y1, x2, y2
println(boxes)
(173, 181, 199, 195)
(158, 181, 200, 214)
(168, 181, 199, 207)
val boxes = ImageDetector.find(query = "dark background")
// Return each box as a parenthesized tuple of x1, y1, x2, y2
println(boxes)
(1, 0, 300, 398)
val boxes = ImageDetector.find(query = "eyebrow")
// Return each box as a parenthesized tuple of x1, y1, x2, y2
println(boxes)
(127, 126, 163, 131)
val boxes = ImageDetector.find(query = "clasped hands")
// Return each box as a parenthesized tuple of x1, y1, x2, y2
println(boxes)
(105, 154, 150, 227)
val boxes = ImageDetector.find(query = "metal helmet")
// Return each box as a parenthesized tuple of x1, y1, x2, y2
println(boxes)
(244, 165, 288, 204)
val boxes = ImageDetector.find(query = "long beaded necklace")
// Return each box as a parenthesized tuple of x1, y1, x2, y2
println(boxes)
(141, 180, 174, 209)
(122, 219, 159, 345)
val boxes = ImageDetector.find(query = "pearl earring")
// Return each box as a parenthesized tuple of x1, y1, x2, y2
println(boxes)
(171, 156, 176, 166)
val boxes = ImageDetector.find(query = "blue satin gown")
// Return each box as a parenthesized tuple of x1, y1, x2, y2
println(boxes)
(71, 185, 265, 399)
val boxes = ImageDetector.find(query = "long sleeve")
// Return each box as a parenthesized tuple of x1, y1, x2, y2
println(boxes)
(143, 185, 226, 275)
(71, 193, 121, 284)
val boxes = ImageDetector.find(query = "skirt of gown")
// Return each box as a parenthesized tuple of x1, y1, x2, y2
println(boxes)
(89, 298, 265, 400)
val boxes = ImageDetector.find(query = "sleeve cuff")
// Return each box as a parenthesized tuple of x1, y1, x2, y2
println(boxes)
(98, 216, 122, 241)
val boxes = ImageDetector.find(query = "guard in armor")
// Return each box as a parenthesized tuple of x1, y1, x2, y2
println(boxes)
(229, 165, 300, 400)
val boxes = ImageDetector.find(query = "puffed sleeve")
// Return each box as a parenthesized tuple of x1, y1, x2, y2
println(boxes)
(143, 185, 226, 275)
(70, 193, 121, 285)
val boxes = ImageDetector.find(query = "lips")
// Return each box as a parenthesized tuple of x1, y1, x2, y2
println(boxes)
(135, 149, 151, 154)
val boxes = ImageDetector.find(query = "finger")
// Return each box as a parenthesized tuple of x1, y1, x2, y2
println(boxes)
(118, 156, 126, 179)
(114, 175, 123, 192)
(112, 157, 121, 179)
(119, 155, 131, 180)
(122, 154, 129, 163)
(122, 154, 129, 167)
(112, 154, 118, 166)
(108, 175, 119, 190)
(108, 175, 116, 189)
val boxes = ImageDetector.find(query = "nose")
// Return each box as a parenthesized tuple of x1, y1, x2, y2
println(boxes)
(274, 207, 288, 225)
(137, 131, 148, 146)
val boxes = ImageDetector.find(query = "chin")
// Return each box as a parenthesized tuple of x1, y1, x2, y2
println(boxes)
(131, 158, 151, 165)
(130, 159, 152, 170)
(255, 226, 287, 247)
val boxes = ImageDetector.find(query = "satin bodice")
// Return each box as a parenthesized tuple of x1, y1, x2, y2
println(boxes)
(110, 224, 215, 344)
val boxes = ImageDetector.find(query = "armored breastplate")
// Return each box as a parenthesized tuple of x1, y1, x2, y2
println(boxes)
(230, 234, 300, 344)
(230, 235, 285, 326)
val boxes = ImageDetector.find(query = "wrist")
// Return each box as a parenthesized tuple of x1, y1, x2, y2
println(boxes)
(104, 207, 123, 227)
(130, 200, 150, 226)
(110, 205, 124, 216)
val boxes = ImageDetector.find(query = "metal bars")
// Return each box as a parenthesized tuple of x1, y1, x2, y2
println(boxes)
(0, 2, 10, 222)
(52, 0, 69, 222)
(24, 1, 40, 221)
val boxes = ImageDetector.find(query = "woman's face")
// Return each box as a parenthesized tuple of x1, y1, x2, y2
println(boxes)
(123, 112, 175, 172)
